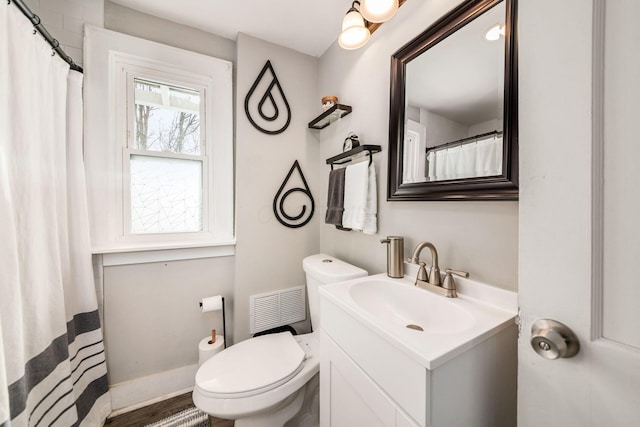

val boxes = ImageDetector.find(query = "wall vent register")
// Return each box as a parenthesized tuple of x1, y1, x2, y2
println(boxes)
(250, 286, 307, 334)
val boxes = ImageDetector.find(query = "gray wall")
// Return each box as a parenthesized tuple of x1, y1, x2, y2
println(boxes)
(234, 33, 320, 342)
(20, 0, 104, 66)
(104, 1, 235, 62)
(316, 0, 518, 291)
(98, 5, 321, 388)
(103, 257, 234, 384)
(99, 4, 237, 389)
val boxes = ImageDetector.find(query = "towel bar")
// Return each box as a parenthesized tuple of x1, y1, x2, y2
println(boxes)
(326, 145, 382, 170)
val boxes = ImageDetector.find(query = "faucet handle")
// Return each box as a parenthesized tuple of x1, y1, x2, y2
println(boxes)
(442, 269, 469, 297)
(445, 269, 469, 279)
(416, 262, 428, 282)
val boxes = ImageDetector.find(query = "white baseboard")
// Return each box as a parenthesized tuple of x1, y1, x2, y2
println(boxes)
(109, 364, 199, 415)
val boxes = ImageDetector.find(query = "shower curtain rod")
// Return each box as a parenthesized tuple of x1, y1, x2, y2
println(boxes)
(426, 130, 503, 153)
(9, 0, 83, 73)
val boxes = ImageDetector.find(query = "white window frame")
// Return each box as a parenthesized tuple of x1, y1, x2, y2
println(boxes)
(121, 66, 209, 239)
(84, 27, 234, 256)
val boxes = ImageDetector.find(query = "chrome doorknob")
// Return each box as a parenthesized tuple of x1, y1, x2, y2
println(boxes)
(530, 319, 580, 360)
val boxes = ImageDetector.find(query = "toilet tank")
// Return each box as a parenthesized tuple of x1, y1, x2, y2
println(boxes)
(303, 254, 367, 331)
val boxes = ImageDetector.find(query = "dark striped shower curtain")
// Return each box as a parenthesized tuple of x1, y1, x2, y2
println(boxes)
(0, 3, 111, 426)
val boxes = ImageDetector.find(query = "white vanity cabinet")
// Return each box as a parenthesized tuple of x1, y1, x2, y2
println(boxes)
(320, 299, 427, 427)
(320, 330, 420, 427)
(319, 274, 517, 427)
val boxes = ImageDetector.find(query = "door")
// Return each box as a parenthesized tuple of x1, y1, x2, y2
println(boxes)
(518, 0, 640, 426)
(402, 120, 427, 183)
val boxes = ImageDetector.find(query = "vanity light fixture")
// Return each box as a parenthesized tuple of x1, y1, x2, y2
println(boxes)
(339, 1, 371, 50)
(485, 24, 505, 41)
(360, 0, 399, 23)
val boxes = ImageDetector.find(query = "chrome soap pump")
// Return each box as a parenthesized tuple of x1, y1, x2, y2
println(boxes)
(380, 236, 404, 278)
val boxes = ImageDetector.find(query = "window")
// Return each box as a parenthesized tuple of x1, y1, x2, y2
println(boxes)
(117, 60, 233, 248)
(126, 77, 206, 235)
(83, 27, 233, 253)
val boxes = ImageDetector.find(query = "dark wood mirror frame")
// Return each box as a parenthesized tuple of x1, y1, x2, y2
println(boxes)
(387, 0, 518, 201)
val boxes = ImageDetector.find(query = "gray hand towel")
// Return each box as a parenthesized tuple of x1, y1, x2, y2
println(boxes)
(325, 168, 347, 227)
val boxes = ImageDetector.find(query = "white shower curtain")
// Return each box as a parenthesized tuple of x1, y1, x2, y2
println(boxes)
(0, 4, 110, 426)
(427, 135, 503, 181)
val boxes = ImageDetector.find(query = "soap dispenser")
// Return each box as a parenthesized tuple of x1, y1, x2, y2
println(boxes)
(380, 236, 404, 278)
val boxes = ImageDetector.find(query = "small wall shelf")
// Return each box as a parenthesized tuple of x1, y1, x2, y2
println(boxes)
(326, 145, 382, 169)
(308, 104, 352, 129)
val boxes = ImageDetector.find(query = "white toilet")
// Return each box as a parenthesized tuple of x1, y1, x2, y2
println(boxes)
(193, 254, 367, 427)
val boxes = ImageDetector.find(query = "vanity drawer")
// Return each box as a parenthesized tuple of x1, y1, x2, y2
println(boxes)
(321, 298, 429, 427)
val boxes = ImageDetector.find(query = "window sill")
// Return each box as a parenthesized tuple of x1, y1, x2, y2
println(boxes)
(93, 240, 236, 266)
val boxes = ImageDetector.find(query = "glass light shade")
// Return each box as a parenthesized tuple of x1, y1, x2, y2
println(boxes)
(485, 24, 505, 41)
(360, 0, 399, 23)
(339, 10, 371, 50)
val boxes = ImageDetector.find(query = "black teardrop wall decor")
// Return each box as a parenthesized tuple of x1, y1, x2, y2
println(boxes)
(245, 60, 291, 135)
(273, 160, 314, 228)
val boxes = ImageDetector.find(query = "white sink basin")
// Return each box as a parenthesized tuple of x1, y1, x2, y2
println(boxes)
(320, 272, 517, 369)
(349, 279, 475, 334)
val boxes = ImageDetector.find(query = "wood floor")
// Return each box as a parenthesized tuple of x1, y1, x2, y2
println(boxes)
(105, 392, 234, 427)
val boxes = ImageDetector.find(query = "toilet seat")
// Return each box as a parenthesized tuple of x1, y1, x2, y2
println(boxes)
(196, 332, 306, 399)
(193, 332, 320, 421)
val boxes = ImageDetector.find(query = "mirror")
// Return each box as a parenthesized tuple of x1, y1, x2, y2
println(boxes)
(387, 0, 518, 201)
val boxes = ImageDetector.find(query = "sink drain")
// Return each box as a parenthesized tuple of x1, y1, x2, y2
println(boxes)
(406, 324, 424, 331)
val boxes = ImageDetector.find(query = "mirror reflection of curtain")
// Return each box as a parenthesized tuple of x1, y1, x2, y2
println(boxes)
(403, 120, 427, 183)
(475, 135, 503, 177)
(427, 135, 503, 181)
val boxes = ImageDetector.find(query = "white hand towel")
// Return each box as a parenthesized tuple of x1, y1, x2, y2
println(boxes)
(363, 163, 377, 234)
(342, 161, 377, 234)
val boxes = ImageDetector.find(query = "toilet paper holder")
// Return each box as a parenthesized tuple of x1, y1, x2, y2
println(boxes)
(199, 296, 227, 349)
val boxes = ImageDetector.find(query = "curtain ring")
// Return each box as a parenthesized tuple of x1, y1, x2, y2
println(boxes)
(32, 15, 40, 25)
(51, 50, 56, 56)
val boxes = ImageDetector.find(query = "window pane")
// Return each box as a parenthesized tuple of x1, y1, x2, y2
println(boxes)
(130, 155, 203, 233)
(134, 78, 201, 155)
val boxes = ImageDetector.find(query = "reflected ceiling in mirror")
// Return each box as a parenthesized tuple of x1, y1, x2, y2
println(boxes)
(388, 0, 518, 201)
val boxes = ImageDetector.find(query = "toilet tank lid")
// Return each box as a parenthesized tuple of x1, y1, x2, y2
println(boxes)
(303, 254, 367, 284)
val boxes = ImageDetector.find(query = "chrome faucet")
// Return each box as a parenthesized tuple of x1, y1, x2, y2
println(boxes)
(407, 242, 469, 298)
(408, 241, 441, 286)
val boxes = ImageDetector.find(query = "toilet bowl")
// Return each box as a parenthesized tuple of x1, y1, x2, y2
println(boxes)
(193, 254, 367, 427)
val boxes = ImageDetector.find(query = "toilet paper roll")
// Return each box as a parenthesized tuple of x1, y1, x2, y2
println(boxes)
(198, 335, 225, 366)
(200, 295, 223, 312)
